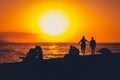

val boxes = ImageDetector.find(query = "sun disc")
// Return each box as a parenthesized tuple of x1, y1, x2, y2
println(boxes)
(38, 11, 69, 36)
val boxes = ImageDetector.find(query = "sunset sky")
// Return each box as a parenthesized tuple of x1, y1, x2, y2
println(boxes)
(0, 0, 120, 42)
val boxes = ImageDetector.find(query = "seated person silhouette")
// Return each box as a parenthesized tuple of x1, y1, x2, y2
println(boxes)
(73, 46, 79, 56)
(23, 48, 37, 63)
(64, 45, 80, 64)
(68, 45, 74, 55)
(68, 45, 79, 56)
(23, 46, 43, 63)
(35, 46, 43, 61)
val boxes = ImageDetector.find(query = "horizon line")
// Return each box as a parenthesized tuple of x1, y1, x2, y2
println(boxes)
(1, 41, 120, 44)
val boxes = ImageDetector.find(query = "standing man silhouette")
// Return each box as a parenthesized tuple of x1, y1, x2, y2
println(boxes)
(90, 37, 96, 55)
(78, 36, 89, 55)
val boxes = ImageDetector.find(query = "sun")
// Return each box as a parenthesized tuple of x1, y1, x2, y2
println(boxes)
(38, 10, 69, 36)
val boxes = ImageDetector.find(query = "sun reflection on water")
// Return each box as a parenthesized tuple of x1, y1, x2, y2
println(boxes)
(43, 43, 67, 59)
(48, 45, 59, 54)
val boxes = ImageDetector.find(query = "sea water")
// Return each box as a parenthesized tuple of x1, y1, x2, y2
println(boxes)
(0, 43, 120, 63)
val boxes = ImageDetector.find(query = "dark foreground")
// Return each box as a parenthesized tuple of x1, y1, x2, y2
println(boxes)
(0, 54, 120, 80)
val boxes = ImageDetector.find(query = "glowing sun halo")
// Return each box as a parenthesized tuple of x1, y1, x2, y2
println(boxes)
(38, 11, 69, 36)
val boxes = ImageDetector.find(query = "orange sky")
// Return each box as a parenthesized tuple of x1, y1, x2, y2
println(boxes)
(0, 0, 120, 42)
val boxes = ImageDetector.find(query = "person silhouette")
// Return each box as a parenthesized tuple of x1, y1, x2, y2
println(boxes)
(23, 46, 43, 63)
(64, 45, 80, 64)
(69, 45, 79, 56)
(35, 46, 43, 61)
(23, 48, 37, 63)
(78, 36, 89, 55)
(90, 37, 96, 55)
(69, 45, 74, 55)
(72, 46, 79, 56)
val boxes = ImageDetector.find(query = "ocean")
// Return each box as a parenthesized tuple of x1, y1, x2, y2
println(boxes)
(0, 43, 120, 63)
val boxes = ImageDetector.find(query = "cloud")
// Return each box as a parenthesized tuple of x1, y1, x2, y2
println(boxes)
(0, 32, 41, 42)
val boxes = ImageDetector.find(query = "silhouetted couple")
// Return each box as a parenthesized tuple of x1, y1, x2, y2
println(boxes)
(78, 36, 96, 55)
(23, 46, 43, 63)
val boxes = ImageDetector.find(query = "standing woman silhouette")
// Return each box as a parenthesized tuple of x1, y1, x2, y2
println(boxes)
(78, 36, 89, 55)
